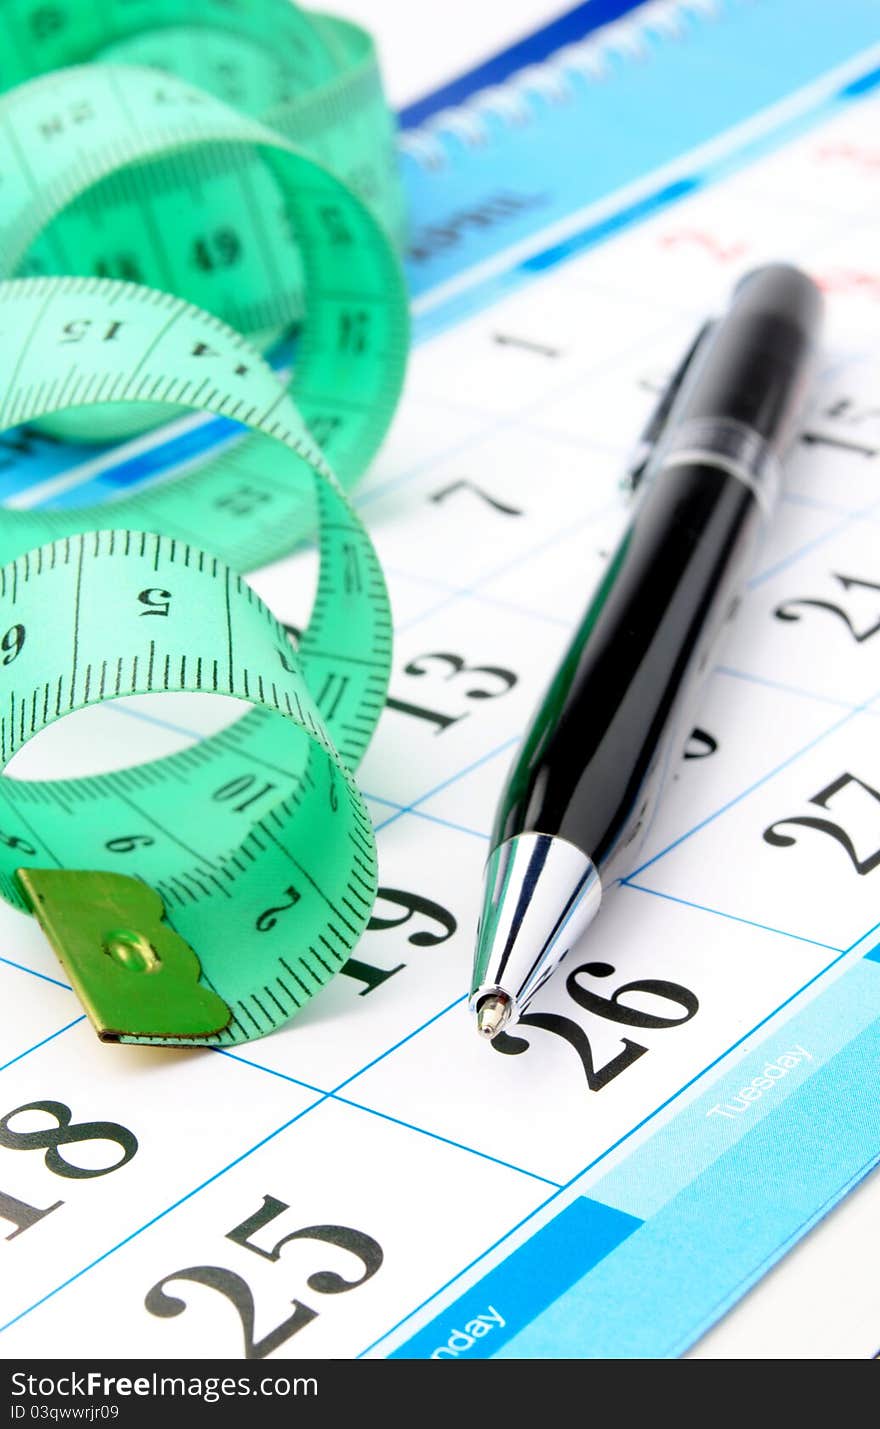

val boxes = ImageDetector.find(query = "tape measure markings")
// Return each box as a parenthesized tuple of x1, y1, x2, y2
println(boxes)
(0, 63, 407, 502)
(0, 521, 385, 1044)
(0, 4, 409, 1043)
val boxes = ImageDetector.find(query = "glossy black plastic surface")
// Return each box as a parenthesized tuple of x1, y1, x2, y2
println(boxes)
(677, 264, 822, 451)
(493, 264, 822, 879)
(495, 461, 761, 878)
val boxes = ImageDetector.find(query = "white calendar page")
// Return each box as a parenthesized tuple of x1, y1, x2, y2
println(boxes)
(0, 79, 879, 1360)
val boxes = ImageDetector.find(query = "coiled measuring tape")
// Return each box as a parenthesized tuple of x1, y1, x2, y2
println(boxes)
(0, 1, 409, 1046)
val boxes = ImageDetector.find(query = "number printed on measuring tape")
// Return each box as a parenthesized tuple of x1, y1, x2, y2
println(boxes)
(0, 0, 410, 1044)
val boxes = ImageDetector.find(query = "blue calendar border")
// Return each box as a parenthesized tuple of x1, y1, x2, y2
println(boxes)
(387, 952, 880, 1358)
(410, 57, 880, 343)
(396, 0, 645, 128)
(0, 0, 879, 1361)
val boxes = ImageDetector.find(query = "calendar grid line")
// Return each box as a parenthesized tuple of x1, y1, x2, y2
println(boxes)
(1, 983, 507, 1336)
(390, 578, 574, 632)
(372, 737, 520, 834)
(331, 994, 468, 1095)
(749, 496, 880, 587)
(781, 489, 868, 517)
(356, 922, 875, 1358)
(3, 989, 517, 1336)
(354, 419, 504, 511)
(1, 835, 868, 1344)
(343, 70, 880, 1353)
(356, 1188, 562, 1359)
(365, 791, 408, 812)
(396, 807, 489, 840)
(356, 307, 689, 512)
(327, 1094, 563, 1187)
(628, 687, 880, 879)
(713, 666, 860, 711)
(213, 1046, 323, 1095)
(846, 919, 880, 956)
(0, 1092, 335, 1336)
(393, 589, 571, 636)
(392, 496, 625, 637)
(369, 163, 880, 709)
(0, 952, 71, 989)
(339, 912, 875, 1195)
(90, 868, 865, 1370)
(218, 1042, 563, 1187)
(621, 881, 847, 952)
(100, 702, 226, 743)
(388, 448, 870, 638)
(0, 1016, 83, 1074)
(3, 45, 880, 1360)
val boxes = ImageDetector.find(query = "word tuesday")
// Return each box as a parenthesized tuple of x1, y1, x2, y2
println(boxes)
(707, 1044, 813, 1120)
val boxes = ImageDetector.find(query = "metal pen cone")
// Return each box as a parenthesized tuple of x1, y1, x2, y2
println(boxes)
(470, 832, 602, 1025)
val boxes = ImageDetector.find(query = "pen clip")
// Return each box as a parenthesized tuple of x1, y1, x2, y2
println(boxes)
(623, 320, 714, 494)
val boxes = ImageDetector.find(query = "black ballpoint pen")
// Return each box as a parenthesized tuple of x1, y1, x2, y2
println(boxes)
(470, 263, 823, 1039)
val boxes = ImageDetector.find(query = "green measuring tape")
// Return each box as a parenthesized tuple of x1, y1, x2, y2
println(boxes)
(0, 1, 409, 1046)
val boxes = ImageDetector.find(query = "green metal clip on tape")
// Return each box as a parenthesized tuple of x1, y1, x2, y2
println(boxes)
(0, 0, 409, 1045)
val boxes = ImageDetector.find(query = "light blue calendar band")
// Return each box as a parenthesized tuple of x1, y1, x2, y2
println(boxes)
(3, 0, 880, 1359)
(391, 942, 880, 1359)
(4, 0, 879, 508)
(384, 2, 880, 1358)
(402, 0, 880, 327)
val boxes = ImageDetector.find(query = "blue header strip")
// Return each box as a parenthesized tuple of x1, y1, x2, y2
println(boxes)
(390, 1196, 642, 1359)
(397, 0, 645, 128)
(388, 957, 880, 1359)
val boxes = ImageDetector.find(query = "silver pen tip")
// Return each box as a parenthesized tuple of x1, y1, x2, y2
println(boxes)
(475, 993, 511, 1040)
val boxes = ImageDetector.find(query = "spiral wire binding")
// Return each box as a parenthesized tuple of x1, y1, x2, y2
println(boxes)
(397, 0, 724, 169)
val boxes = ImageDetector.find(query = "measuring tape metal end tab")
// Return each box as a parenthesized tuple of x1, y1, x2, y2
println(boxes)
(17, 867, 233, 1042)
(0, 522, 385, 1049)
(0, 2, 410, 1047)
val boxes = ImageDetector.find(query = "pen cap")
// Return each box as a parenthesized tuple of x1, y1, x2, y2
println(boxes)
(676, 263, 823, 459)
